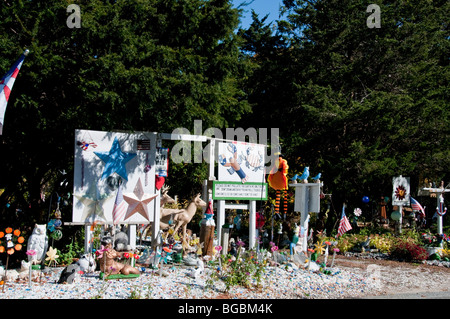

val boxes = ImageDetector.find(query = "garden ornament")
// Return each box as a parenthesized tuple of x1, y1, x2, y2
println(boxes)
(57, 263, 81, 284)
(268, 152, 289, 218)
(160, 194, 207, 245)
(96, 242, 140, 276)
(27, 224, 48, 264)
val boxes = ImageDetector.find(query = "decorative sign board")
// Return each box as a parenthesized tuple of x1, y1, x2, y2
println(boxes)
(392, 176, 410, 206)
(212, 181, 268, 201)
(217, 141, 265, 184)
(73, 129, 158, 224)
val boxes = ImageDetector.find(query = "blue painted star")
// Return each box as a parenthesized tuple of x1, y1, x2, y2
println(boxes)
(94, 137, 137, 180)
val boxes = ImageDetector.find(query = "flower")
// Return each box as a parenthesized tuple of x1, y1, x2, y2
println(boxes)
(270, 245, 278, 252)
(134, 254, 140, 260)
(333, 248, 340, 253)
(123, 252, 130, 259)
(214, 245, 222, 252)
(314, 242, 326, 255)
(45, 246, 59, 266)
(353, 208, 362, 217)
(236, 240, 245, 247)
(26, 249, 37, 256)
(163, 247, 172, 253)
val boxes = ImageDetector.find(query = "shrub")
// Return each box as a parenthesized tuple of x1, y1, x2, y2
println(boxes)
(389, 238, 428, 262)
(369, 234, 393, 253)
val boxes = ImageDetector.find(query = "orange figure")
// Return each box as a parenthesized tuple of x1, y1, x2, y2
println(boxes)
(268, 152, 289, 218)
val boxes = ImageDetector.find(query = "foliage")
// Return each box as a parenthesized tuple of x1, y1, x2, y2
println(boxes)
(238, 0, 450, 227)
(0, 0, 253, 224)
(58, 241, 84, 266)
(211, 246, 267, 292)
(389, 238, 428, 262)
(369, 234, 393, 253)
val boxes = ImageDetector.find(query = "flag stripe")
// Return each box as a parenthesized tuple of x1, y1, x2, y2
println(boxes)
(1, 50, 28, 135)
(337, 204, 352, 237)
(112, 183, 127, 224)
(410, 197, 425, 217)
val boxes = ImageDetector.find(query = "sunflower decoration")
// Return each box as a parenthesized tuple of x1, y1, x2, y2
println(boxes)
(314, 241, 326, 255)
(394, 185, 407, 201)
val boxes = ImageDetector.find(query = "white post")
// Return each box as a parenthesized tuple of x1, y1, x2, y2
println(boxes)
(216, 200, 225, 247)
(151, 189, 161, 248)
(249, 200, 256, 250)
(398, 204, 403, 234)
(128, 225, 137, 250)
(437, 194, 444, 236)
(85, 224, 93, 253)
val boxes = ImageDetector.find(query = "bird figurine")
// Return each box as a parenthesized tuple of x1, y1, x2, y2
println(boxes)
(290, 174, 299, 183)
(298, 167, 309, 183)
(311, 173, 321, 182)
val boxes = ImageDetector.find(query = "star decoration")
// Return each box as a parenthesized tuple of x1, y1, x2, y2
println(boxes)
(75, 182, 113, 222)
(94, 137, 137, 181)
(123, 178, 158, 221)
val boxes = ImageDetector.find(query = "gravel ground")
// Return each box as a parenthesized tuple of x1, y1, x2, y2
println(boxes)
(0, 255, 448, 299)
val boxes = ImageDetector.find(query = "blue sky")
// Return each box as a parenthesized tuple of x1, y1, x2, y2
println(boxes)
(232, 0, 285, 29)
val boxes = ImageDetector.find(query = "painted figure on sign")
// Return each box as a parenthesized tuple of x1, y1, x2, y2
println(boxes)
(219, 143, 248, 183)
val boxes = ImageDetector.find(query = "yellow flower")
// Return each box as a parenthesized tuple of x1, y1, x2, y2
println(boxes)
(45, 246, 59, 266)
(314, 242, 326, 255)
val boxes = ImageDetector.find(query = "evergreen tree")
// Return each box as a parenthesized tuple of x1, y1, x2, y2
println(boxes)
(0, 0, 252, 223)
(239, 0, 449, 225)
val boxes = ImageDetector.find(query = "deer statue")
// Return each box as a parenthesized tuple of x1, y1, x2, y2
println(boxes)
(160, 193, 206, 245)
(160, 185, 176, 208)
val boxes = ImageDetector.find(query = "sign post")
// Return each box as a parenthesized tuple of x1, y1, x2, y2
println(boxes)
(289, 182, 322, 252)
(392, 175, 410, 234)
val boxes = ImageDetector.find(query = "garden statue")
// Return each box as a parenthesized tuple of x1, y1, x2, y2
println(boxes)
(268, 152, 289, 219)
(96, 242, 140, 276)
(76, 253, 97, 273)
(27, 224, 48, 265)
(160, 194, 207, 245)
(57, 263, 81, 284)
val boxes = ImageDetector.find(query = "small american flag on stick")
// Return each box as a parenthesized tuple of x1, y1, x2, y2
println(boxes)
(112, 182, 127, 224)
(337, 204, 352, 237)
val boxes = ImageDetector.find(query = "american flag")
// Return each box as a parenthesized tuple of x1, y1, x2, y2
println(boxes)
(112, 183, 127, 224)
(0, 50, 29, 135)
(410, 197, 425, 217)
(337, 204, 352, 237)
